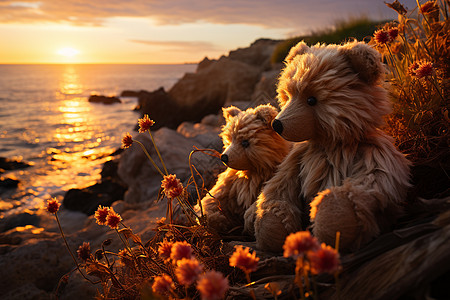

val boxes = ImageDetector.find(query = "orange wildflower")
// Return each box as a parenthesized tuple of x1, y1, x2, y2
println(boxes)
(77, 242, 91, 261)
(106, 207, 122, 230)
(373, 29, 390, 44)
(283, 231, 320, 259)
(415, 61, 434, 78)
(122, 132, 133, 148)
(170, 241, 193, 263)
(307, 243, 341, 275)
(138, 114, 155, 133)
(229, 246, 259, 273)
(94, 205, 109, 225)
(197, 270, 229, 300)
(152, 274, 174, 296)
(388, 27, 399, 41)
(176, 258, 203, 286)
(158, 240, 174, 262)
(161, 174, 184, 199)
(46, 198, 61, 214)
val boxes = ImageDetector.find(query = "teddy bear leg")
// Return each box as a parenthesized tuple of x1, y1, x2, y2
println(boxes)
(254, 200, 303, 253)
(243, 201, 257, 236)
(310, 183, 381, 252)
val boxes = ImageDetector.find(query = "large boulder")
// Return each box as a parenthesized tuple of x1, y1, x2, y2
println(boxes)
(168, 56, 261, 113)
(250, 68, 282, 107)
(135, 87, 190, 130)
(228, 38, 281, 70)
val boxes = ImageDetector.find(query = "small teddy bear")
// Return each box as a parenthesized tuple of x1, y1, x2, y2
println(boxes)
(199, 104, 291, 235)
(245, 41, 411, 252)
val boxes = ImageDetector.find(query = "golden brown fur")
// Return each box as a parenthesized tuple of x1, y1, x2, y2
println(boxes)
(245, 41, 411, 252)
(200, 104, 291, 234)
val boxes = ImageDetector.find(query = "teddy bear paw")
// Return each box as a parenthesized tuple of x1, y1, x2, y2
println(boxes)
(310, 185, 381, 252)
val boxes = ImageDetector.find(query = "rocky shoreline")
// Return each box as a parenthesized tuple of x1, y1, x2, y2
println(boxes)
(0, 38, 284, 299)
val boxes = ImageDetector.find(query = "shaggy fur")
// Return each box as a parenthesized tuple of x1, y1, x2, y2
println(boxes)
(200, 104, 291, 234)
(245, 41, 411, 252)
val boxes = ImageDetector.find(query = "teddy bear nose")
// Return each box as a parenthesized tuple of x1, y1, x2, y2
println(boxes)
(220, 154, 228, 164)
(272, 119, 283, 134)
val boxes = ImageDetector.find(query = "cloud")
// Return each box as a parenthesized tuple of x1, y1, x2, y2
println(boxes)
(0, 0, 417, 30)
(130, 39, 221, 52)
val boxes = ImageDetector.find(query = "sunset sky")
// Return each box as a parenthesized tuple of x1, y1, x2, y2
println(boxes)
(0, 0, 417, 64)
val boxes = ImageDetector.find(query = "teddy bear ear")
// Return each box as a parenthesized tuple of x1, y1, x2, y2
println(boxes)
(285, 41, 310, 62)
(222, 106, 242, 122)
(254, 104, 278, 125)
(339, 41, 384, 85)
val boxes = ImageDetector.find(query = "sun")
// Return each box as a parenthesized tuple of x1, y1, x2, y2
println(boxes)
(57, 47, 80, 57)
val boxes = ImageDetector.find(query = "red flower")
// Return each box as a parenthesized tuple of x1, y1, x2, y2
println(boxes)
(229, 246, 259, 273)
(420, 1, 438, 14)
(170, 241, 193, 263)
(197, 270, 229, 300)
(283, 231, 320, 259)
(176, 258, 203, 286)
(158, 240, 174, 262)
(94, 205, 109, 225)
(106, 207, 122, 230)
(307, 243, 341, 275)
(161, 174, 184, 199)
(46, 198, 61, 214)
(152, 274, 174, 296)
(388, 27, 399, 41)
(138, 114, 155, 133)
(77, 242, 91, 261)
(373, 29, 390, 44)
(122, 132, 133, 148)
(415, 61, 434, 78)
(408, 62, 420, 77)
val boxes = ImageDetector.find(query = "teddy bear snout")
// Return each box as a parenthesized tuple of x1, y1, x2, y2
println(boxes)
(271, 119, 283, 135)
(220, 153, 229, 164)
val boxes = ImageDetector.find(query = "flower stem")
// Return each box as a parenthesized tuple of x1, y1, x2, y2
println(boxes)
(295, 258, 306, 300)
(245, 272, 256, 300)
(54, 212, 99, 284)
(148, 129, 168, 175)
(133, 139, 164, 177)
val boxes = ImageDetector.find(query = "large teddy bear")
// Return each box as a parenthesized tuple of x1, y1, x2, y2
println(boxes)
(200, 104, 291, 235)
(244, 41, 411, 252)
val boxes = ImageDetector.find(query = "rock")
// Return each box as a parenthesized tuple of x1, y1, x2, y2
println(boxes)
(88, 95, 121, 104)
(0, 157, 31, 170)
(250, 68, 282, 107)
(169, 56, 261, 112)
(197, 57, 214, 71)
(63, 179, 127, 215)
(135, 87, 189, 130)
(100, 159, 120, 181)
(120, 90, 147, 97)
(118, 126, 223, 204)
(0, 234, 81, 299)
(0, 211, 41, 232)
(0, 177, 19, 189)
(228, 38, 281, 70)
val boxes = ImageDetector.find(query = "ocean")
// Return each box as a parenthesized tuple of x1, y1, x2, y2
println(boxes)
(0, 64, 196, 217)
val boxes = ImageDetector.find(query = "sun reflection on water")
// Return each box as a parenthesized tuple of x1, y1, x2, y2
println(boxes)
(21, 65, 118, 213)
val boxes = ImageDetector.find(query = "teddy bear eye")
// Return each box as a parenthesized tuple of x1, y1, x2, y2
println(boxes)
(241, 140, 250, 148)
(307, 96, 317, 106)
